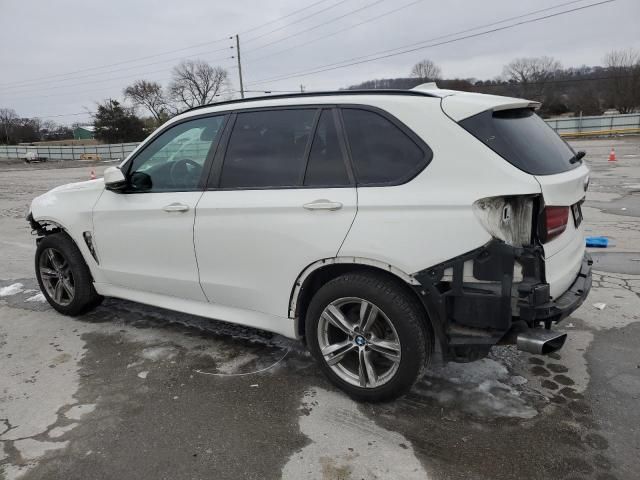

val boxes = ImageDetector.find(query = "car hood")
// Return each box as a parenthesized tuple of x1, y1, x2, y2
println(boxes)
(49, 178, 105, 194)
(30, 178, 105, 222)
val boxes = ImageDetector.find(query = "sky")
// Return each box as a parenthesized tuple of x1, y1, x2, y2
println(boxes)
(0, 0, 638, 125)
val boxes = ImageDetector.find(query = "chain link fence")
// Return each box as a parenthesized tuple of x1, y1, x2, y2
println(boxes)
(545, 113, 640, 137)
(0, 143, 139, 161)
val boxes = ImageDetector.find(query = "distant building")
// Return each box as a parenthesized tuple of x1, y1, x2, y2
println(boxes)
(73, 125, 95, 140)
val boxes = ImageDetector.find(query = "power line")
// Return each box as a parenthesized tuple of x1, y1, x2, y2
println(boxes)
(38, 111, 95, 119)
(0, 0, 337, 89)
(239, 0, 334, 34)
(4, 0, 587, 97)
(244, 0, 386, 53)
(246, 0, 601, 83)
(244, 0, 584, 63)
(0, 0, 359, 95)
(243, 0, 352, 43)
(4, 59, 237, 99)
(1, 0, 385, 97)
(0, 48, 235, 93)
(0, 38, 233, 90)
(244, 0, 425, 63)
(246, 0, 614, 86)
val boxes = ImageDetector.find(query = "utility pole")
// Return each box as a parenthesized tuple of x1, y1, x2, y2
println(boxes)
(235, 34, 245, 99)
(300, 84, 305, 93)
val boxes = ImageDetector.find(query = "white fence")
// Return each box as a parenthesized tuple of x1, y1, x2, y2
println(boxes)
(544, 113, 640, 136)
(0, 142, 139, 161)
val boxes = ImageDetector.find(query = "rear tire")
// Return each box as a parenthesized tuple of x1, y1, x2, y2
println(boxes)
(305, 271, 432, 402)
(35, 233, 103, 316)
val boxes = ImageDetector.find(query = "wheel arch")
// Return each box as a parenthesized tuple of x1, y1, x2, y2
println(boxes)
(290, 257, 441, 346)
(29, 214, 100, 278)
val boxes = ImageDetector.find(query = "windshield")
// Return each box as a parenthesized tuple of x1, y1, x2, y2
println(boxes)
(459, 108, 578, 175)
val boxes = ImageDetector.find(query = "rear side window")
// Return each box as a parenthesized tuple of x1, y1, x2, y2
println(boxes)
(341, 108, 428, 185)
(304, 110, 350, 187)
(219, 109, 316, 188)
(460, 108, 578, 176)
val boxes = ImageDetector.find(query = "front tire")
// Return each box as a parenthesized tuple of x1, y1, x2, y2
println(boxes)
(35, 233, 103, 316)
(306, 271, 432, 402)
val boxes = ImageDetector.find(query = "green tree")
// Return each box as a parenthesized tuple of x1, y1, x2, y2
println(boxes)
(93, 99, 146, 143)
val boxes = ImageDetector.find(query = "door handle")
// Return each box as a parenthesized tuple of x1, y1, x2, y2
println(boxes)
(163, 202, 190, 213)
(303, 199, 343, 211)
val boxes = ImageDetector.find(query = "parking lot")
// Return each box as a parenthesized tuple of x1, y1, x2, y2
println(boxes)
(1, 137, 639, 480)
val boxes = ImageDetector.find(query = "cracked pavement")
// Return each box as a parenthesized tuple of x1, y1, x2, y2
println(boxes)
(1, 137, 640, 480)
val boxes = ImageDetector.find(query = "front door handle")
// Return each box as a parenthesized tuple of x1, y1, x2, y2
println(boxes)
(163, 202, 190, 213)
(303, 199, 343, 211)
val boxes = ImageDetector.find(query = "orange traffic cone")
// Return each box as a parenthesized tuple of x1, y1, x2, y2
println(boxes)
(90, 169, 96, 180)
(608, 147, 616, 162)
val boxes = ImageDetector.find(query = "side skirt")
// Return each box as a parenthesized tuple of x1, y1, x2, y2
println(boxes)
(94, 283, 298, 339)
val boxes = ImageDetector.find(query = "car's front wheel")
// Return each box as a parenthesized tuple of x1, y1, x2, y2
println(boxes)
(306, 271, 432, 402)
(35, 233, 103, 316)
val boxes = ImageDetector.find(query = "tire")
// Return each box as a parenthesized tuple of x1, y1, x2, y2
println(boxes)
(35, 232, 103, 316)
(305, 271, 432, 402)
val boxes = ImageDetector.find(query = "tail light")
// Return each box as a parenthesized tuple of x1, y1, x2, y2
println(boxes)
(540, 206, 569, 243)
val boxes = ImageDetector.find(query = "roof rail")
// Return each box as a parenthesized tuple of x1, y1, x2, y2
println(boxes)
(182, 89, 438, 114)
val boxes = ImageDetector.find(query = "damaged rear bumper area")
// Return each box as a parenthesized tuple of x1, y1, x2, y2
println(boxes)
(412, 241, 592, 361)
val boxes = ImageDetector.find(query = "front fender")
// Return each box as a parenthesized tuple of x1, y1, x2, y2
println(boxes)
(29, 179, 106, 282)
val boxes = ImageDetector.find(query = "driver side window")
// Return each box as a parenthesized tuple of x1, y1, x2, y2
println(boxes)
(128, 115, 225, 192)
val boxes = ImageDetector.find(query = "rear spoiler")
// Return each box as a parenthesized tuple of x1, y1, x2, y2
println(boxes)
(411, 84, 540, 121)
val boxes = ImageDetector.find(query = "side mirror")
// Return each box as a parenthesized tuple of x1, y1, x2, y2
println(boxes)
(104, 166, 127, 192)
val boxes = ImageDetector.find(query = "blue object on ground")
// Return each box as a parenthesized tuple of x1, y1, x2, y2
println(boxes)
(586, 236, 609, 248)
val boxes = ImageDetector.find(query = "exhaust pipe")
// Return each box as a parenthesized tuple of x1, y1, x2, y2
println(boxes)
(517, 329, 567, 355)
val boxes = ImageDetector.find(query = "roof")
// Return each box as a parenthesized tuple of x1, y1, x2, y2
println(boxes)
(174, 85, 538, 123)
(183, 89, 439, 115)
(75, 125, 95, 132)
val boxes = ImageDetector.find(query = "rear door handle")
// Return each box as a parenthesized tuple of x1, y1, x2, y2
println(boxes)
(163, 202, 190, 213)
(303, 199, 343, 211)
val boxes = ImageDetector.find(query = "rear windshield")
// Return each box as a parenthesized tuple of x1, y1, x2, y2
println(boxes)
(459, 108, 578, 175)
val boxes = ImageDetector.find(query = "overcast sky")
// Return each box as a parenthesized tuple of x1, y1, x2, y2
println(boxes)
(1, 0, 638, 124)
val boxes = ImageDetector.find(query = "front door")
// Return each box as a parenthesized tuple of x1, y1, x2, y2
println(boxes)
(195, 108, 357, 318)
(93, 115, 226, 301)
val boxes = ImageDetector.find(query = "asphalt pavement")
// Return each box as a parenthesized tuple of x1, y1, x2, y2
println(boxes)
(1, 137, 639, 480)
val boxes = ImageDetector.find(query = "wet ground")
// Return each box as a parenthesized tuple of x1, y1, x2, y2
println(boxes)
(1, 137, 639, 480)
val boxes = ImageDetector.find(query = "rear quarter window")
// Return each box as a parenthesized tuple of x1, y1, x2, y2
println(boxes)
(459, 108, 579, 176)
(341, 108, 431, 185)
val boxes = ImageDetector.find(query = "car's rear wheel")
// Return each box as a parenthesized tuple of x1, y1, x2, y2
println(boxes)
(306, 271, 432, 402)
(35, 233, 103, 316)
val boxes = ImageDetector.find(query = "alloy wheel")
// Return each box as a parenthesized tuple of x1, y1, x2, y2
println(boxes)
(39, 247, 75, 306)
(317, 297, 401, 388)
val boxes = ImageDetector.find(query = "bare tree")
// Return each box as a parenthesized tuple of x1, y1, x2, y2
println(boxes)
(0, 107, 18, 144)
(169, 60, 229, 110)
(502, 56, 562, 100)
(124, 80, 169, 123)
(603, 48, 640, 114)
(410, 59, 441, 81)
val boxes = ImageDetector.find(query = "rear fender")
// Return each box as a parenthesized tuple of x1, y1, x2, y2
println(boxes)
(412, 239, 547, 361)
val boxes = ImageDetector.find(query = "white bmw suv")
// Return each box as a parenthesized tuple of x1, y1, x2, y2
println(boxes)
(28, 85, 592, 401)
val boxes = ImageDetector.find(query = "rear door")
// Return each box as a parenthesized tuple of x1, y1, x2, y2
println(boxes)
(194, 107, 357, 318)
(460, 108, 589, 298)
